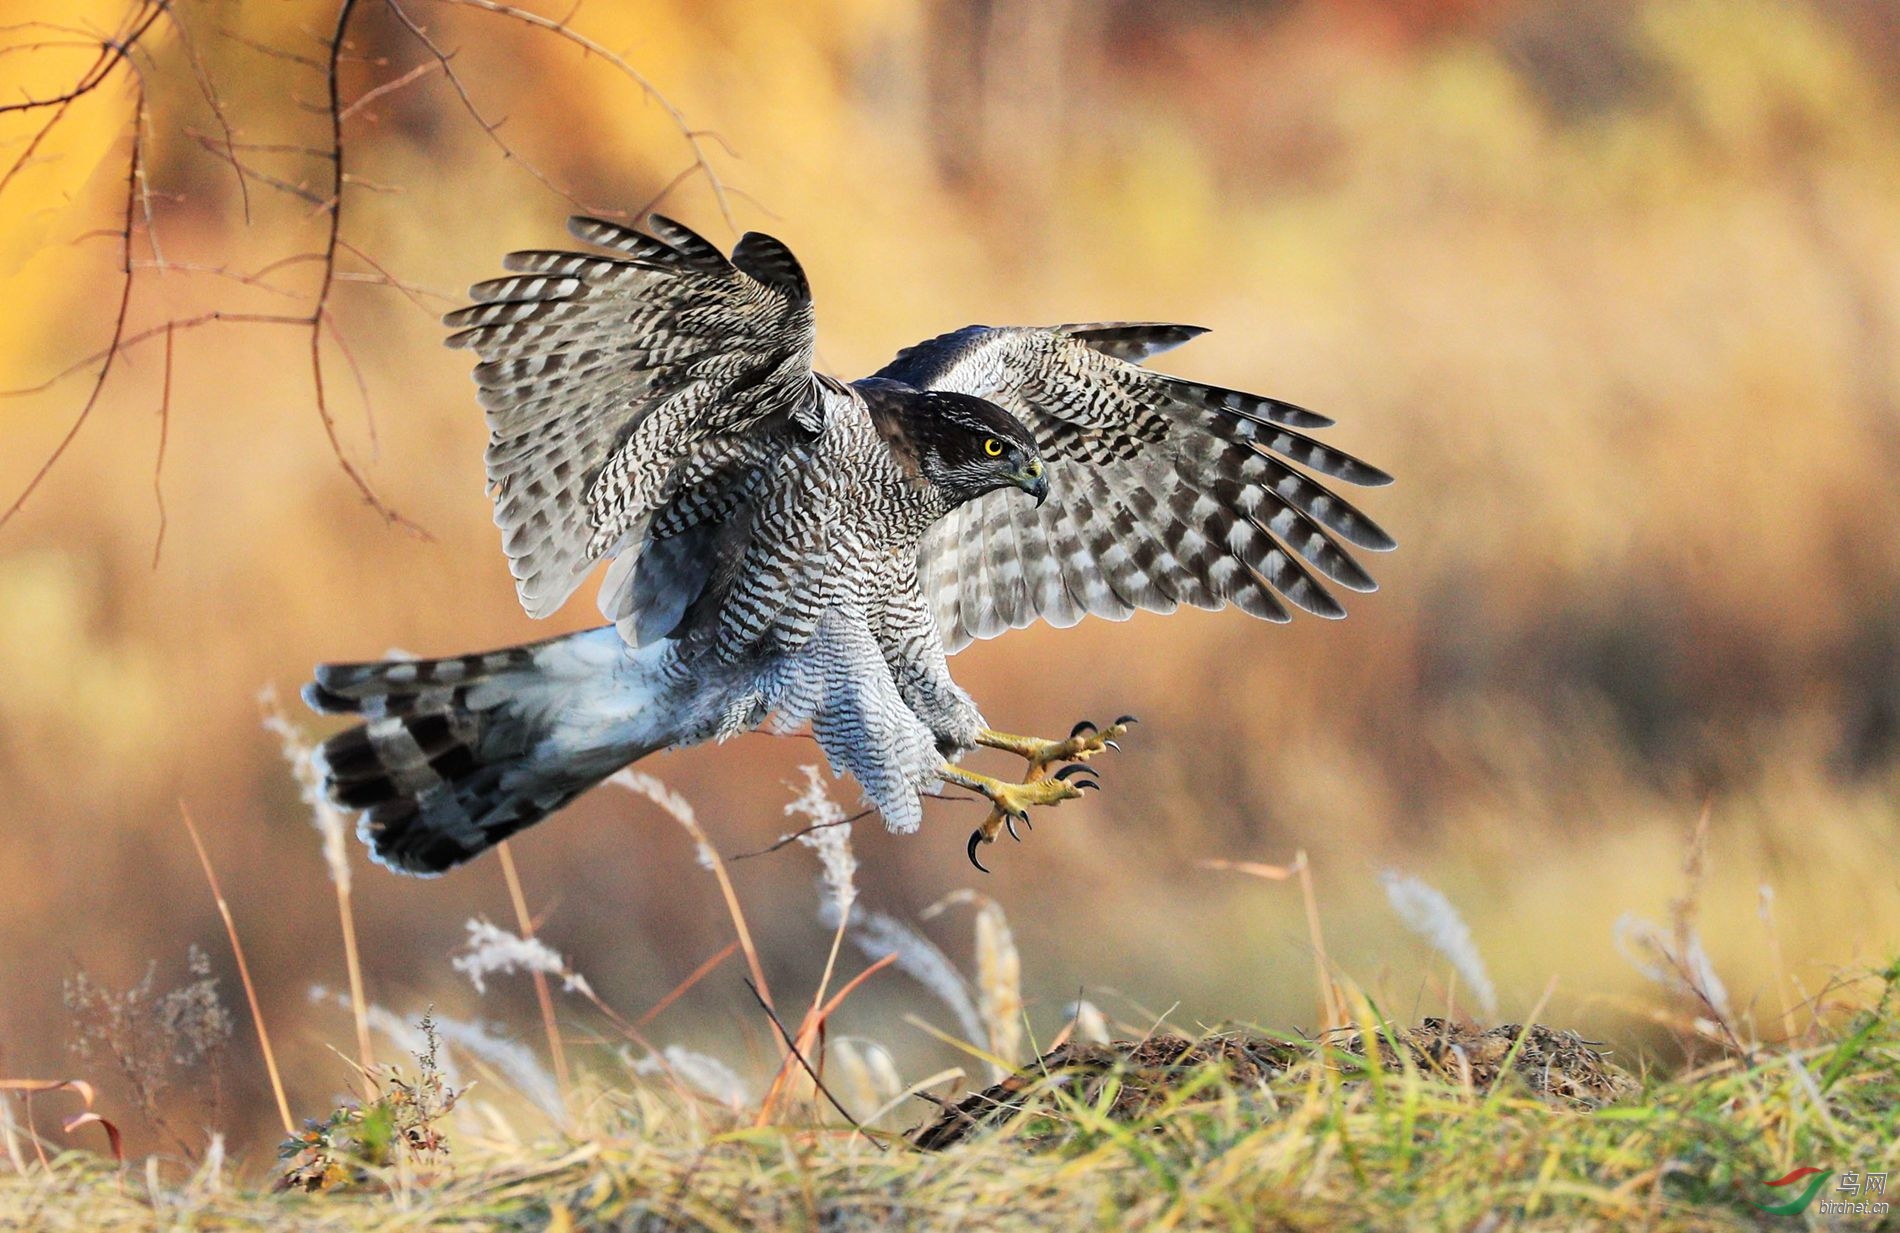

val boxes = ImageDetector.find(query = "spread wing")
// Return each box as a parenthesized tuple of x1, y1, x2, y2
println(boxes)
(443, 215, 820, 623)
(882, 324, 1395, 652)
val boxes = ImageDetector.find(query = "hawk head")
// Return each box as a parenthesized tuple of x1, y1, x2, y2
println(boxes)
(875, 388, 1048, 508)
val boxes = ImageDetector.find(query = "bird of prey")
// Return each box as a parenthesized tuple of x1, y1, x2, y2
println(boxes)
(304, 215, 1393, 875)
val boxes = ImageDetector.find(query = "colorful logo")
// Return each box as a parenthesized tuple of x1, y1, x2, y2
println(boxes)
(1751, 1167, 1833, 1216)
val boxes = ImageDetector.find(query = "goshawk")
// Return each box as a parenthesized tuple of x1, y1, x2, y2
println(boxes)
(304, 216, 1393, 874)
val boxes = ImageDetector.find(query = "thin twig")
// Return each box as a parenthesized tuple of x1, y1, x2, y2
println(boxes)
(743, 979, 883, 1147)
(0, 79, 145, 532)
(338, 58, 438, 122)
(637, 942, 739, 1027)
(149, 321, 171, 567)
(0, 91, 76, 202)
(179, 803, 295, 1137)
(128, 74, 165, 267)
(161, 3, 251, 222)
(1, 312, 317, 398)
(0, 20, 109, 40)
(730, 809, 873, 862)
(496, 842, 571, 1107)
(384, 0, 626, 216)
(316, 0, 425, 535)
(424, 0, 737, 232)
(336, 237, 459, 311)
(130, 258, 306, 298)
(188, 133, 326, 205)
(758, 900, 854, 1122)
(613, 773, 776, 1014)
(0, 1, 165, 116)
(758, 953, 899, 1126)
(218, 24, 325, 71)
(321, 308, 378, 452)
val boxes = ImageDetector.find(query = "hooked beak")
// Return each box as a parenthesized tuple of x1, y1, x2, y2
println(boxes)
(1010, 459, 1049, 506)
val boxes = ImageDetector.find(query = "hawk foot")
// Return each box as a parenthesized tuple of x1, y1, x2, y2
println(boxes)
(976, 715, 1137, 779)
(938, 762, 1101, 873)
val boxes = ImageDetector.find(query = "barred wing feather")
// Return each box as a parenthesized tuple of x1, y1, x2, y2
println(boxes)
(881, 324, 1395, 652)
(442, 215, 820, 621)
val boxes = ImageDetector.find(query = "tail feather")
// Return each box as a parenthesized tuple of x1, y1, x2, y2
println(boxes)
(304, 629, 655, 875)
(302, 647, 537, 716)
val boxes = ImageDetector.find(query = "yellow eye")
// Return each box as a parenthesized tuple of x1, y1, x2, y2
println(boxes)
(983, 438, 1003, 457)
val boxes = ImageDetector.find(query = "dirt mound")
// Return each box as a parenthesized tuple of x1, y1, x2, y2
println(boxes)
(912, 1018, 1637, 1150)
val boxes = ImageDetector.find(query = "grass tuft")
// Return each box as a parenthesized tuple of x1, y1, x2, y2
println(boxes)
(5, 973, 1898, 1229)
(7, 763, 1894, 1231)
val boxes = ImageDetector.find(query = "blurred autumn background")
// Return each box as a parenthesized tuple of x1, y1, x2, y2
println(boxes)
(3, 0, 1898, 1161)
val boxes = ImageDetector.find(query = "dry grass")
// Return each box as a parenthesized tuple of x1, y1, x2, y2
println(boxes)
(4, 863, 1896, 1229)
(6, 768, 1897, 1229)
(8, 1025, 1894, 1232)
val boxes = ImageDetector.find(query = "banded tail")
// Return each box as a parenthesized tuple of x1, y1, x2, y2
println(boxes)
(303, 627, 674, 875)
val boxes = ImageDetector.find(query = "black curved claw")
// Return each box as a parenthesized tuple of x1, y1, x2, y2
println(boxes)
(1005, 814, 1022, 842)
(1114, 714, 1139, 727)
(1070, 720, 1099, 739)
(1072, 777, 1101, 792)
(1103, 740, 1121, 751)
(1052, 763, 1096, 782)
(967, 830, 990, 874)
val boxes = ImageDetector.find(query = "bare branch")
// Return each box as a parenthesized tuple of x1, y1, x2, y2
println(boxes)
(383, 0, 629, 217)
(131, 84, 164, 265)
(151, 321, 173, 567)
(128, 259, 308, 299)
(189, 132, 325, 205)
(636, 162, 703, 220)
(183, 131, 333, 157)
(743, 978, 876, 1140)
(0, 91, 77, 202)
(337, 171, 408, 194)
(4, 0, 750, 548)
(0, 0, 164, 116)
(1, 313, 320, 399)
(422, 0, 737, 231)
(0, 82, 145, 531)
(248, 252, 331, 282)
(0, 9, 155, 204)
(321, 308, 379, 454)
(336, 57, 438, 123)
(0, 21, 115, 41)
(315, 0, 427, 536)
(336, 237, 459, 311)
(162, 4, 252, 223)
(0, 40, 106, 63)
(730, 809, 875, 863)
(216, 24, 326, 71)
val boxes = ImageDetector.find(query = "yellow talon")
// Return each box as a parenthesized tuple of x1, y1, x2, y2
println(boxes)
(938, 762, 1102, 872)
(976, 715, 1137, 778)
